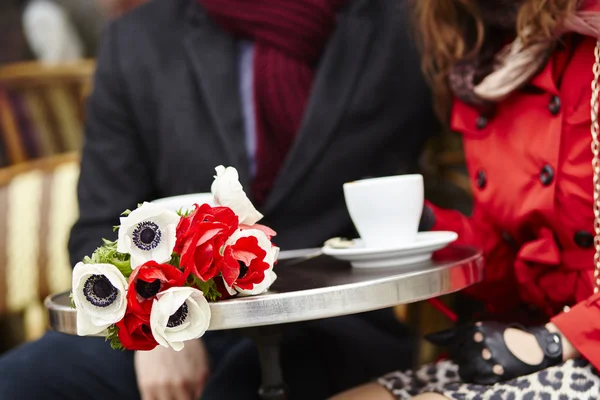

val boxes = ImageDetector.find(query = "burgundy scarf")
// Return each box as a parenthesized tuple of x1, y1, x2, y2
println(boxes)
(198, 0, 348, 204)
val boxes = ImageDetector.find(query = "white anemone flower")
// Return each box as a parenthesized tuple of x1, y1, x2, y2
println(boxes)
(72, 262, 128, 336)
(211, 165, 263, 225)
(117, 202, 180, 269)
(150, 287, 211, 351)
(225, 228, 279, 296)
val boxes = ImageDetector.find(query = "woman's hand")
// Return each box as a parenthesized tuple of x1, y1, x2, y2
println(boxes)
(426, 321, 576, 384)
(545, 322, 579, 360)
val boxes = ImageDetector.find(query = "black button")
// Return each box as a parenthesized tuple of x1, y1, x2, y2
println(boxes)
(547, 342, 561, 355)
(548, 95, 561, 115)
(574, 231, 594, 248)
(476, 115, 488, 130)
(539, 164, 554, 186)
(475, 170, 487, 189)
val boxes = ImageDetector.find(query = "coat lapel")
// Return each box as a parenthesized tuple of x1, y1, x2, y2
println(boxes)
(262, 2, 373, 214)
(182, 2, 251, 189)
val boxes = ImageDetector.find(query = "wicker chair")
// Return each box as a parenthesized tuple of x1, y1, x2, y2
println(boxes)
(0, 60, 95, 166)
(0, 153, 79, 347)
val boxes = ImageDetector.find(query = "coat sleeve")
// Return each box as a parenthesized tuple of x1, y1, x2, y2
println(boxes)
(424, 200, 504, 257)
(551, 289, 600, 369)
(67, 20, 155, 267)
(426, 203, 600, 368)
(424, 200, 521, 309)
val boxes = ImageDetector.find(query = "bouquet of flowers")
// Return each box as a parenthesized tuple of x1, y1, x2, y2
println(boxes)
(71, 166, 279, 351)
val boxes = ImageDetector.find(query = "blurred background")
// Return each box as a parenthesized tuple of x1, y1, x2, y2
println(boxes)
(0, 0, 147, 353)
(0, 0, 472, 363)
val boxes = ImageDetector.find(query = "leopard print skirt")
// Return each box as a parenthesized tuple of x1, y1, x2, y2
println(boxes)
(377, 359, 599, 399)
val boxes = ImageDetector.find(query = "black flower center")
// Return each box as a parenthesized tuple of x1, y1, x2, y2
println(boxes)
(238, 261, 249, 279)
(132, 221, 162, 251)
(167, 302, 189, 328)
(135, 279, 161, 299)
(83, 275, 118, 307)
(140, 228, 156, 244)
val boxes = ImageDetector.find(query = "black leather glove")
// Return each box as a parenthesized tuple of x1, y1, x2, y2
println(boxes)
(425, 321, 563, 384)
(418, 204, 435, 232)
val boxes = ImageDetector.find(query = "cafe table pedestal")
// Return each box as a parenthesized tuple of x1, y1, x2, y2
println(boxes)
(46, 245, 483, 400)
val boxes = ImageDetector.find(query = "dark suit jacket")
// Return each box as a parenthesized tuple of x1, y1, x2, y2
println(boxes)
(68, 0, 437, 266)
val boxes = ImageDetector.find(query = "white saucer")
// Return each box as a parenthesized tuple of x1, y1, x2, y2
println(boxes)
(151, 193, 215, 213)
(321, 231, 458, 269)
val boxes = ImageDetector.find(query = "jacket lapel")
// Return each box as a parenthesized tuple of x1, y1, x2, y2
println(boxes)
(262, 1, 373, 214)
(182, 2, 251, 189)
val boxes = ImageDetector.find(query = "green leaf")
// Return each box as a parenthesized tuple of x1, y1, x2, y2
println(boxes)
(169, 253, 181, 269)
(86, 239, 133, 278)
(105, 325, 125, 351)
(176, 207, 193, 217)
(189, 276, 221, 302)
(102, 238, 117, 246)
(69, 291, 75, 309)
(111, 258, 132, 277)
(121, 209, 132, 216)
(112, 225, 120, 232)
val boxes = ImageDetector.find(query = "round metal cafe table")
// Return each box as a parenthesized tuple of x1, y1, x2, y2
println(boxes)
(46, 245, 483, 400)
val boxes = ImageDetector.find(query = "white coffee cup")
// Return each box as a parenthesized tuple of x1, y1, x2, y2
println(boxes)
(343, 174, 424, 249)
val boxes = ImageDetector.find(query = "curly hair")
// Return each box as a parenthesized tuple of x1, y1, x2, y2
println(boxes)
(412, 0, 577, 121)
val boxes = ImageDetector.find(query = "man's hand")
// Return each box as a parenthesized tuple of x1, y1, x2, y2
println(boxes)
(135, 339, 210, 400)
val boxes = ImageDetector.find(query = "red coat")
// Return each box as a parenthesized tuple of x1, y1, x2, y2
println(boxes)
(427, 34, 600, 369)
